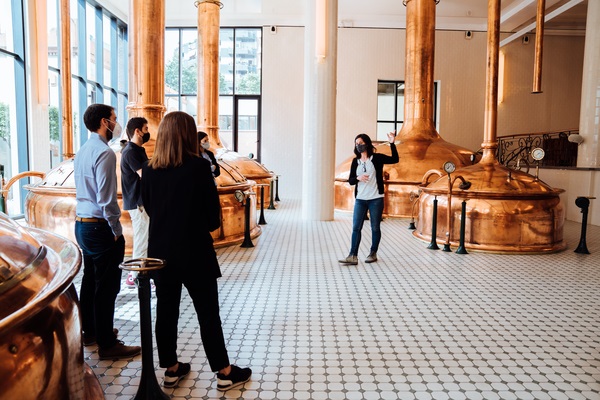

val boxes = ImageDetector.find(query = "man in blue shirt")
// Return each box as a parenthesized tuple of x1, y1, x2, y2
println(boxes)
(121, 117, 150, 288)
(74, 103, 141, 359)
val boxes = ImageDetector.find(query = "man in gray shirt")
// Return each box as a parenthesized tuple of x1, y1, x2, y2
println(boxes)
(74, 103, 140, 359)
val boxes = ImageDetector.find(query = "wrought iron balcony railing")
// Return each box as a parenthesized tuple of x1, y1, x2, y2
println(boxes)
(497, 129, 579, 172)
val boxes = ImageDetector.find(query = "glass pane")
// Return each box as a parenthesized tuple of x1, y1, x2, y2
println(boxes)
(87, 83, 97, 106)
(0, 0, 14, 53)
(377, 122, 396, 141)
(0, 54, 20, 213)
(234, 29, 261, 94)
(165, 96, 180, 113)
(118, 93, 127, 124)
(47, 0, 59, 68)
(86, 3, 96, 81)
(237, 98, 258, 158)
(396, 82, 405, 122)
(218, 95, 233, 149)
(219, 29, 233, 95)
(71, 77, 81, 151)
(377, 82, 395, 121)
(181, 29, 197, 95)
(69, 0, 78, 75)
(118, 26, 127, 92)
(165, 29, 180, 94)
(103, 14, 111, 85)
(181, 95, 197, 119)
(48, 69, 61, 167)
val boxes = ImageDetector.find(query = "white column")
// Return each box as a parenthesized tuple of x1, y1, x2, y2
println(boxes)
(302, 0, 338, 221)
(577, 0, 600, 167)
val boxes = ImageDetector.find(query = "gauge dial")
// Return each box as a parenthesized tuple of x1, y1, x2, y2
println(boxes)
(531, 148, 545, 161)
(443, 161, 456, 174)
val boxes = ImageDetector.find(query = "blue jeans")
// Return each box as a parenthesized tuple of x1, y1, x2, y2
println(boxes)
(75, 221, 125, 348)
(350, 197, 384, 256)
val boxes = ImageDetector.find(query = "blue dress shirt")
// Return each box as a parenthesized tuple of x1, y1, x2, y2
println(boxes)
(74, 133, 123, 237)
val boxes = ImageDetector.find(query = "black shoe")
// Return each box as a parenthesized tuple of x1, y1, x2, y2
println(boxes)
(216, 365, 252, 391)
(98, 340, 141, 360)
(83, 328, 119, 346)
(163, 362, 191, 388)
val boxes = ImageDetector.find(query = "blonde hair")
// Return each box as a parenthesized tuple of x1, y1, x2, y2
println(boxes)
(148, 111, 198, 169)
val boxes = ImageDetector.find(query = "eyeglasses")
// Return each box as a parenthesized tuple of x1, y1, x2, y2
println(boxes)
(359, 161, 366, 173)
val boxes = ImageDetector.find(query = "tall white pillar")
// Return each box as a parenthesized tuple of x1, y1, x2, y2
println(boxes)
(302, 0, 338, 221)
(577, 0, 600, 167)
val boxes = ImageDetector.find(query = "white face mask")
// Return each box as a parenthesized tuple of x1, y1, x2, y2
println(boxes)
(106, 119, 123, 142)
(201, 141, 211, 150)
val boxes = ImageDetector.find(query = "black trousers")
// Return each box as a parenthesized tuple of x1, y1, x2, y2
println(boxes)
(153, 265, 230, 371)
(75, 221, 125, 348)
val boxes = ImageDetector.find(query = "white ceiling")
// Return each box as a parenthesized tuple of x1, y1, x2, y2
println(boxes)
(99, 0, 587, 34)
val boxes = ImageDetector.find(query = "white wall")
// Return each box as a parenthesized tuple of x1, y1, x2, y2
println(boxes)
(261, 26, 592, 222)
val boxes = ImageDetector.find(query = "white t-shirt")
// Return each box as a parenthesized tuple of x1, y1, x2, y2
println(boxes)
(356, 157, 382, 200)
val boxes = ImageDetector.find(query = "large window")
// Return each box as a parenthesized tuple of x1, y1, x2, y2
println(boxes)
(0, 0, 29, 216)
(165, 27, 262, 159)
(48, 0, 128, 166)
(377, 80, 438, 141)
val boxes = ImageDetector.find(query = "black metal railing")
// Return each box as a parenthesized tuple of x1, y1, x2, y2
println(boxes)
(497, 129, 579, 170)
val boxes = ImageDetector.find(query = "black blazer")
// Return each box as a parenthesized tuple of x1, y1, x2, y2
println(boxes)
(204, 149, 221, 177)
(348, 143, 399, 197)
(141, 156, 222, 278)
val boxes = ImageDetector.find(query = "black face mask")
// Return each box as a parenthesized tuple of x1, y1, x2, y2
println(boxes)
(142, 132, 150, 143)
(356, 144, 367, 153)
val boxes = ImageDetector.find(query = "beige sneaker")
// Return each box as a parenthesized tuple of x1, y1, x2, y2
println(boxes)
(365, 252, 377, 263)
(338, 255, 358, 265)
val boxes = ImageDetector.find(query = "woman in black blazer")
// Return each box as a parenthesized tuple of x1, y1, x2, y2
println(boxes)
(141, 112, 250, 391)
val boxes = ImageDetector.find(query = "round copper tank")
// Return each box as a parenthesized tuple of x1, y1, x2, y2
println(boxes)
(0, 212, 103, 399)
(217, 148, 275, 206)
(24, 145, 261, 254)
(414, 161, 566, 253)
(335, 136, 476, 217)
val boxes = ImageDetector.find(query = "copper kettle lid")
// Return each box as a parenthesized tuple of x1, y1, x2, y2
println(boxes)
(0, 213, 47, 298)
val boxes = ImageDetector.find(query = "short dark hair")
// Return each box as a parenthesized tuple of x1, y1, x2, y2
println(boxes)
(83, 103, 114, 132)
(126, 117, 148, 140)
(197, 131, 208, 141)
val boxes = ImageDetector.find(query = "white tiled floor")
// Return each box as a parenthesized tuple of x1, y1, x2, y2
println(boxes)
(82, 198, 600, 400)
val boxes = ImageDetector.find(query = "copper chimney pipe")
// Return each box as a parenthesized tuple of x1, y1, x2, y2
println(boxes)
(532, 0, 545, 93)
(196, 0, 223, 147)
(480, 0, 501, 164)
(127, 0, 166, 156)
(59, 0, 73, 158)
(399, 0, 439, 141)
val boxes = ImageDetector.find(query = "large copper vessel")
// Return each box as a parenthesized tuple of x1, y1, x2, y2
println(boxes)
(414, 0, 565, 253)
(0, 212, 103, 399)
(25, 146, 261, 254)
(334, 0, 476, 217)
(415, 162, 566, 253)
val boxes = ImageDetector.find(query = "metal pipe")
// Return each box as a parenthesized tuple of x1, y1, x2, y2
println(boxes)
(127, 0, 166, 157)
(480, 0, 501, 164)
(275, 175, 280, 201)
(59, 0, 73, 158)
(257, 184, 268, 225)
(574, 197, 594, 254)
(268, 180, 276, 210)
(241, 193, 254, 248)
(399, 0, 438, 140)
(427, 195, 439, 250)
(197, 1, 223, 147)
(119, 258, 169, 400)
(532, 0, 545, 93)
(456, 200, 468, 254)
